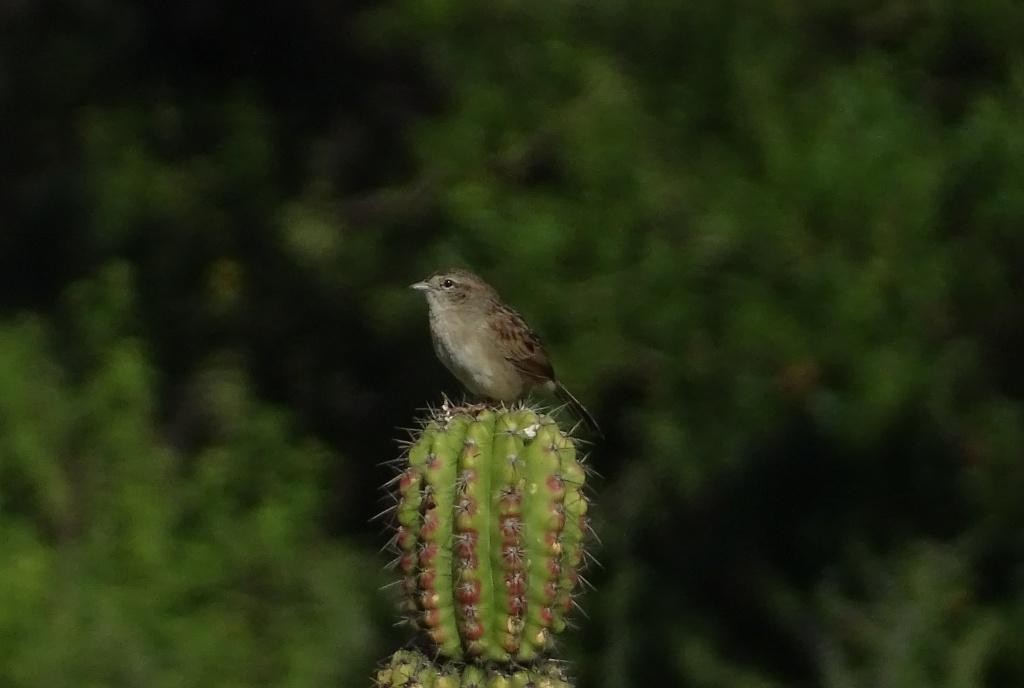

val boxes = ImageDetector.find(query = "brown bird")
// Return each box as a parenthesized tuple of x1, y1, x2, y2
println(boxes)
(410, 268, 600, 434)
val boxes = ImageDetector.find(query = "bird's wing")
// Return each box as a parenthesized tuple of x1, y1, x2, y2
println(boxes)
(492, 305, 555, 383)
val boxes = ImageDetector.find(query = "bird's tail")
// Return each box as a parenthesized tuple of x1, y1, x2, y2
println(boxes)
(554, 381, 602, 437)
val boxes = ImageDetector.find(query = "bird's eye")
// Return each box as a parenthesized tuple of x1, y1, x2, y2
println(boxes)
(441, 278, 455, 289)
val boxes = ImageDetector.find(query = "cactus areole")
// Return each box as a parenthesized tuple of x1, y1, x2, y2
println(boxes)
(389, 404, 591, 663)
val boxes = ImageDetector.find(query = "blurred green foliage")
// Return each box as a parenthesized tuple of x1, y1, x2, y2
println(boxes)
(1, 1, 1023, 686)
(0, 267, 384, 687)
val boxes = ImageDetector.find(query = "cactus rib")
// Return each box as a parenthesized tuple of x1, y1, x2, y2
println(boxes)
(388, 403, 591, 662)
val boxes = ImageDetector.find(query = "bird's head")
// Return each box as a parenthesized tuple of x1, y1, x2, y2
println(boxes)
(410, 268, 496, 311)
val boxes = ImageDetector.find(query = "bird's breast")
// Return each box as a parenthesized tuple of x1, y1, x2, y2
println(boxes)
(429, 309, 524, 401)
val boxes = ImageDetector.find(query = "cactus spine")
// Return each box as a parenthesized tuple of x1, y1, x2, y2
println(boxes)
(381, 403, 591, 684)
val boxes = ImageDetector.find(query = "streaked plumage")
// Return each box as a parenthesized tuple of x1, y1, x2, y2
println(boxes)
(411, 269, 600, 434)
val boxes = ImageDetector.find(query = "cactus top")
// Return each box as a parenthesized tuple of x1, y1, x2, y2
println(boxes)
(390, 403, 591, 663)
(375, 648, 574, 688)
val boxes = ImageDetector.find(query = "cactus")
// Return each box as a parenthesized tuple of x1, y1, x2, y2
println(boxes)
(386, 403, 592, 664)
(374, 649, 573, 688)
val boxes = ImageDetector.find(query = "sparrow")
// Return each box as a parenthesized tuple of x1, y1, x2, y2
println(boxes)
(410, 268, 600, 434)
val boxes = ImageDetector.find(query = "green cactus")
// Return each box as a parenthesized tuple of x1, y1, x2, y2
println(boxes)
(388, 403, 591, 664)
(374, 649, 573, 688)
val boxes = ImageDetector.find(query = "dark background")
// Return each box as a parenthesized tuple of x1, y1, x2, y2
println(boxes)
(2, 1, 1023, 686)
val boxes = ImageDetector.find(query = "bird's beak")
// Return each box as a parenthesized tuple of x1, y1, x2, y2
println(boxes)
(409, 281, 430, 292)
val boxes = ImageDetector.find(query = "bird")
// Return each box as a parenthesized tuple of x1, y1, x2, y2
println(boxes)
(410, 268, 600, 434)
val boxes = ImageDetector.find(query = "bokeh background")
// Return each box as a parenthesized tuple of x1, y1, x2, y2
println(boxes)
(2, 1, 1024, 686)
